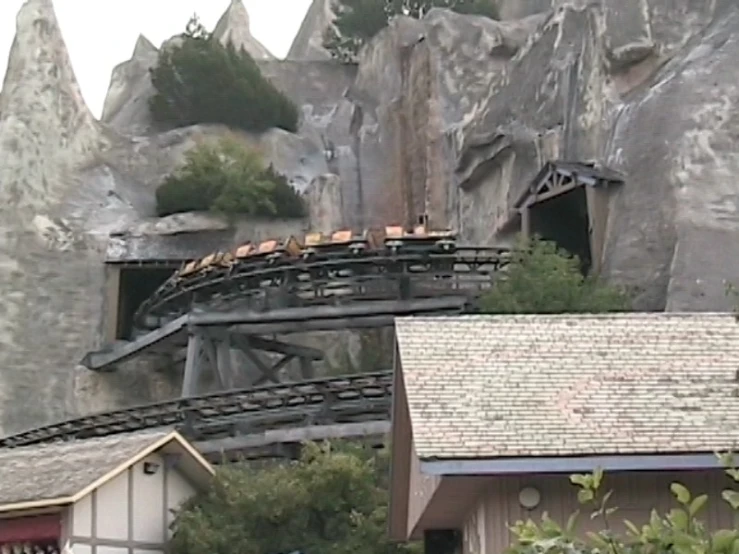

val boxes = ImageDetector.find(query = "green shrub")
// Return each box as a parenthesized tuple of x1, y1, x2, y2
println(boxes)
(507, 456, 739, 554)
(169, 442, 419, 554)
(155, 138, 306, 219)
(324, 0, 499, 63)
(480, 237, 631, 314)
(149, 16, 299, 133)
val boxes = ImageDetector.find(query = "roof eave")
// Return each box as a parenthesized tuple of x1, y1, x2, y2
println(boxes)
(419, 452, 725, 477)
(0, 497, 72, 515)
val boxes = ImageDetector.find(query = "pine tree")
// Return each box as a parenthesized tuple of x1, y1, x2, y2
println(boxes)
(149, 15, 299, 133)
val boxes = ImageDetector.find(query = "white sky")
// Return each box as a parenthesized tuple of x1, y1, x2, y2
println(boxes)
(0, 0, 312, 118)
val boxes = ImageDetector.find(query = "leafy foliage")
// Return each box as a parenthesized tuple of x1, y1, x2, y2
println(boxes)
(324, 0, 499, 62)
(507, 455, 739, 554)
(170, 442, 418, 554)
(479, 237, 631, 314)
(155, 138, 305, 219)
(149, 16, 298, 133)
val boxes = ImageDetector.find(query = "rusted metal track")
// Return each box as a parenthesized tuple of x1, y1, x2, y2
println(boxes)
(0, 371, 393, 451)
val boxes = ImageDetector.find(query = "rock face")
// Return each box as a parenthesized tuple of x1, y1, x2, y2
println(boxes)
(450, 0, 739, 311)
(100, 35, 159, 136)
(287, 0, 335, 61)
(212, 0, 274, 60)
(0, 0, 127, 433)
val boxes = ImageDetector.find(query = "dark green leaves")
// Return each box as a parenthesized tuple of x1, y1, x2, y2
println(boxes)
(479, 237, 631, 315)
(150, 15, 299, 133)
(169, 443, 419, 554)
(155, 138, 305, 219)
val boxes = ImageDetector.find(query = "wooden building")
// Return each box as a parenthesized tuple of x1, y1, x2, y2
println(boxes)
(0, 430, 214, 554)
(389, 313, 739, 554)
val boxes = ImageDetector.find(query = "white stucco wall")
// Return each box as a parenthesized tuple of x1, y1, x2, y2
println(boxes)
(67, 452, 197, 554)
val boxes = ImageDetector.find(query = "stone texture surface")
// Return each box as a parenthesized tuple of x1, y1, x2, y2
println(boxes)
(100, 35, 158, 137)
(287, 0, 336, 61)
(212, 0, 274, 60)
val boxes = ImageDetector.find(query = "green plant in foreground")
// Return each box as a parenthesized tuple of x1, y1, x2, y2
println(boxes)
(169, 442, 419, 554)
(507, 454, 739, 554)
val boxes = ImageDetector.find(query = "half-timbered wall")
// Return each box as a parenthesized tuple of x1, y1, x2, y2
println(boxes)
(65, 453, 197, 554)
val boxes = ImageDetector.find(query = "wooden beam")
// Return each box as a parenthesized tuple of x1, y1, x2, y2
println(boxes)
(531, 180, 579, 204)
(181, 333, 203, 397)
(81, 314, 189, 371)
(233, 335, 324, 361)
(195, 421, 391, 456)
(215, 339, 235, 390)
(189, 297, 470, 327)
(252, 355, 295, 386)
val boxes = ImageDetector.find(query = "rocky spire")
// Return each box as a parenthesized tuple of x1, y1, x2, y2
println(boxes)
(0, 0, 103, 212)
(287, 0, 336, 60)
(212, 0, 275, 60)
(101, 34, 159, 135)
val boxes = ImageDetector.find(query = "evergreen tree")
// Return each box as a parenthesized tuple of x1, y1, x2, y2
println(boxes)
(150, 15, 299, 133)
(324, 0, 499, 62)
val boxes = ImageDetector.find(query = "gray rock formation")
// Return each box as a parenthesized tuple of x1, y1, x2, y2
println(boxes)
(0, 0, 131, 433)
(287, 0, 335, 61)
(212, 0, 274, 60)
(451, 0, 739, 311)
(101, 35, 158, 136)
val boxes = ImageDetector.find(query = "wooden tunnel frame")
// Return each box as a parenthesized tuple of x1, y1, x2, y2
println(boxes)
(513, 160, 625, 274)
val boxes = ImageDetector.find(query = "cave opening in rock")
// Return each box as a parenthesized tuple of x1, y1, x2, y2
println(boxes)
(528, 186, 592, 275)
(116, 267, 174, 340)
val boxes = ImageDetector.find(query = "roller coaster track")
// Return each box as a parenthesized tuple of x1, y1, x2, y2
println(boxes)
(133, 228, 509, 330)
(0, 371, 393, 460)
(0, 227, 509, 458)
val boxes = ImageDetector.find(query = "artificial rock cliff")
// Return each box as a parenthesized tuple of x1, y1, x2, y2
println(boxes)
(1, 0, 739, 434)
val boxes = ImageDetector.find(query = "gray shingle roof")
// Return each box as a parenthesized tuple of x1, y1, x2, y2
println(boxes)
(0, 430, 171, 506)
(395, 313, 739, 460)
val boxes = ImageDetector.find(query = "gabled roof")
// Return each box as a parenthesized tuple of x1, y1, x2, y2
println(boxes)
(0, 429, 214, 513)
(395, 313, 739, 461)
(513, 160, 625, 208)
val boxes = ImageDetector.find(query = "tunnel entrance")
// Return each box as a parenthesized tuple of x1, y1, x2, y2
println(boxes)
(516, 161, 625, 277)
(528, 186, 592, 274)
(115, 266, 174, 340)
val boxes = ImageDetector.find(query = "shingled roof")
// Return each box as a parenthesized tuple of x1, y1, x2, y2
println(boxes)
(0, 429, 212, 511)
(394, 313, 739, 461)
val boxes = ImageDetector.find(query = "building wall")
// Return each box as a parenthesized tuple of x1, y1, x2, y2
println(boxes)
(464, 470, 737, 554)
(65, 453, 197, 554)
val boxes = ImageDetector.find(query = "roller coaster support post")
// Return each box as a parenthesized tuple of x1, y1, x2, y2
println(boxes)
(180, 324, 325, 396)
(181, 329, 203, 397)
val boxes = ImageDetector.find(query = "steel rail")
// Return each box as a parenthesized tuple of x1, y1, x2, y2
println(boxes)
(134, 246, 509, 328)
(0, 371, 393, 449)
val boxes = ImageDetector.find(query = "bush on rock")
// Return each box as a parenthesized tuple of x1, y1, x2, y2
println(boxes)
(155, 138, 305, 219)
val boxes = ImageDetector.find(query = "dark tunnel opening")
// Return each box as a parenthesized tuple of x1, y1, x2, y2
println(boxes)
(528, 186, 592, 275)
(116, 267, 174, 340)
